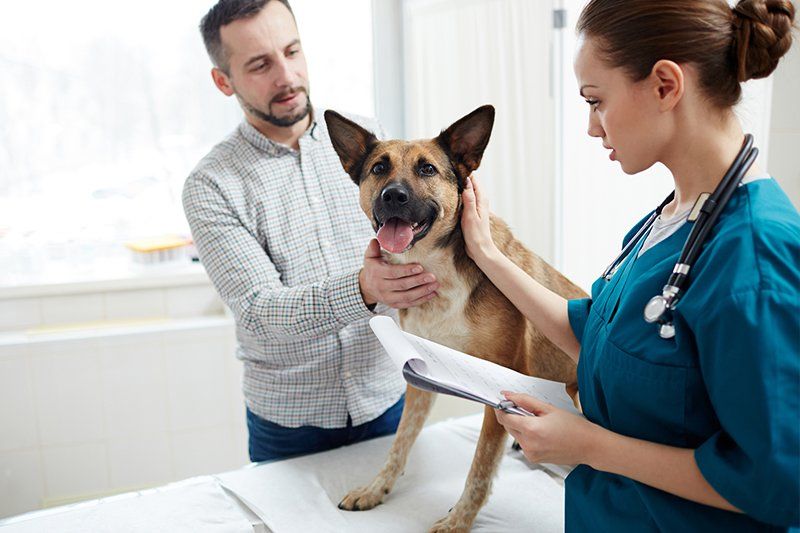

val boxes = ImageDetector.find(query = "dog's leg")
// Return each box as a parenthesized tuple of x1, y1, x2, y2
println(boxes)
(430, 405, 507, 532)
(338, 384, 435, 511)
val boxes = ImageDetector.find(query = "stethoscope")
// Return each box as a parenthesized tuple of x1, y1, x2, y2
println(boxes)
(601, 134, 759, 339)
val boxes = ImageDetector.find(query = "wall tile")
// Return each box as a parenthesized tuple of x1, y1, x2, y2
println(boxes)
(163, 338, 229, 431)
(103, 289, 167, 321)
(100, 335, 169, 439)
(0, 351, 38, 452)
(41, 443, 108, 501)
(107, 434, 172, 490)
(229, 425, 250, 467)
(163, 322, 235, 345)
(0, 343, 27, 360)
(30, 341, 105, 446)
(170, 427, 242, 480)
(0, 298, 41, 332)
(165, 286, 224, 319)
(0, 450, 44, 519)
(226, 353, 247, 430)
(40, 294, 104, 326)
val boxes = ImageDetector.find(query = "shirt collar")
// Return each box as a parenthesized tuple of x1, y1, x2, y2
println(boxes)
(239, 106, 321, 156)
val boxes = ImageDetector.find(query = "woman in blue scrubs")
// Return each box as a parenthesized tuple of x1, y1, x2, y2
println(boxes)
(461, 0, 799, 530)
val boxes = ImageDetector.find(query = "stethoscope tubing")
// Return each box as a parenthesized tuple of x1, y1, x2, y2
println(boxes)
(666, 136, 758, 293)
(602, 193, 674, 280)
(600, 134, 758, 338)
(681, 148, 758, 267)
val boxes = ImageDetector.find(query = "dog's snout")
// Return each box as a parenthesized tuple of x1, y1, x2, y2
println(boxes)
(380, 183, 410, 206)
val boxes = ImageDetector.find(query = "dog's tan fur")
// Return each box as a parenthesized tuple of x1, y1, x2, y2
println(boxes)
(326, 106, 586, 532)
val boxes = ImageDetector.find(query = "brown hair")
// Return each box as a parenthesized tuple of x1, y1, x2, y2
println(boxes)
(200, 0, 295, 74)
(576, 0, 796, 108)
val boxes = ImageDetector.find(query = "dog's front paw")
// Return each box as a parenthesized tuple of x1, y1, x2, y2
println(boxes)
(337, 484, 388, 511)
(429, 514, 471, 533)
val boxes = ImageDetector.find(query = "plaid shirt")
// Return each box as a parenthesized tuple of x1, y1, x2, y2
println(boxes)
(182, 110, 404, 428)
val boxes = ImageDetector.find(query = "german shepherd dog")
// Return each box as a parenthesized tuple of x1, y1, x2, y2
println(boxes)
(325, 105, 586, 532)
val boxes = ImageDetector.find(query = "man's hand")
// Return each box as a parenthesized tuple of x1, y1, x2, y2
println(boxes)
(359, 239, 439, 309)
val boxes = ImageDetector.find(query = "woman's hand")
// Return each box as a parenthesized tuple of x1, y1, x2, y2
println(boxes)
(461, 175, 499, 264)
(495, 391, 599, 465)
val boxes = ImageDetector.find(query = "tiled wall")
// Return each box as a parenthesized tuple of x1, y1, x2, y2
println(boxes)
(0, 285, 228, 333)
(0, 284, 249, 519)
(0, 281, 483, 520)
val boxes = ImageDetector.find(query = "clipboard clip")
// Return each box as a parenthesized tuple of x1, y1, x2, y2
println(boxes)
(498, 399, 535, 417)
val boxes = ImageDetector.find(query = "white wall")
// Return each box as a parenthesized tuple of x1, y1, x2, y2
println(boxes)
(372, 0, 406, 138)
(394, 0, 792, 293)
(291, 0, 375, 117)
(767, 33, 800, 209)
(403, 0, 558, 262)
(557, 1, 672, 290)
(557, 0, 783, 291)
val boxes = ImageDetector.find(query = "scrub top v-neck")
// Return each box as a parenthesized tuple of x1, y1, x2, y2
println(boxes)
(564, 178, 800, 531)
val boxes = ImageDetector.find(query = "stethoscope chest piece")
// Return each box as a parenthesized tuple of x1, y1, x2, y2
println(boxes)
(643, 287, 678, 339)
(644, 294, 669, 324)
(658, 323, 676, 339)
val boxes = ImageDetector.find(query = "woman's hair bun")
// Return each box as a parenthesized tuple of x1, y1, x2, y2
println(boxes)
(733, 0, 796, 82)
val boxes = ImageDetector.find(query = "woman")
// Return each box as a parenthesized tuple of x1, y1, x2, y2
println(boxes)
(461, 0, 799, 530)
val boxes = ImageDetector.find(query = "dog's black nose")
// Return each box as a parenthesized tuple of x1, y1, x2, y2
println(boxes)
(380, 183, 410, 206)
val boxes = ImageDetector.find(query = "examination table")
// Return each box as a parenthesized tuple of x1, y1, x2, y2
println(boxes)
(0, 414, 567, 532)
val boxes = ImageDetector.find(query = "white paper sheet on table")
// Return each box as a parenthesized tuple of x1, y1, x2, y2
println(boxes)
(0, 477, 254, 533)
(217, 414, 567, 533)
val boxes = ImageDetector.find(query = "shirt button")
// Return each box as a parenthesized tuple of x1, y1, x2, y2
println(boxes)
(321, 240, 331, 248)
(310, 196, 321, 204)
(344, 371, 352, 379)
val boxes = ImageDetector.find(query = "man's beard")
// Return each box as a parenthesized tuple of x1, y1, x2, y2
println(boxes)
(239, 88, 311, 128)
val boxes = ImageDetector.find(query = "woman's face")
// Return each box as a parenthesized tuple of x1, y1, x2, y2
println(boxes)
(573, 37, 667, 175)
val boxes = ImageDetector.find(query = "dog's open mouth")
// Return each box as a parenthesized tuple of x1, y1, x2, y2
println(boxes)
(376, 216, 433, 254)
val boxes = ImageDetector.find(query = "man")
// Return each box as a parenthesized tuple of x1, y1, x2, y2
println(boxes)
(184, 0, 439, 462)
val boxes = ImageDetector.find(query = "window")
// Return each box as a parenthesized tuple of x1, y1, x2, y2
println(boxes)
(0, 0, 373, 284)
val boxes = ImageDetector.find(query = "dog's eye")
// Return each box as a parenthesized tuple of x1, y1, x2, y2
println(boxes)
(419, 163, 437, 177)
(371, 162, 387, 175)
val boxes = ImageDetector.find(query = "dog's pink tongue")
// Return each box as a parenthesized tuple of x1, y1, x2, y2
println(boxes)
(377, 218, 414, 254)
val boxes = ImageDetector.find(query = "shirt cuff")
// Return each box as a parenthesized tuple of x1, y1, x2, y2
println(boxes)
(567, 298, 592, 345)
(324, 270, 375, 324)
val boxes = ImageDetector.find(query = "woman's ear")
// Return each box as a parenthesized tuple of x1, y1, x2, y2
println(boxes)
(650, 59, 684, 112)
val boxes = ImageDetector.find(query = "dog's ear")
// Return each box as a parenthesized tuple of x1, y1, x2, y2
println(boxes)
(324, 110, 378, 184)
(436, 105, 495, 184)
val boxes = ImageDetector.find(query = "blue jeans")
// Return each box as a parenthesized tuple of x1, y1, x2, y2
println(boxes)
(246, 395, 405, 463)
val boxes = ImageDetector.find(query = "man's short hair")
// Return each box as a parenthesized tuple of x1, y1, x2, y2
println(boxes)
(200, 0, 294, 73)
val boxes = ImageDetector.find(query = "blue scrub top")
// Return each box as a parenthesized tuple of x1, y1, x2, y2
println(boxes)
(565, 178, 800, 531)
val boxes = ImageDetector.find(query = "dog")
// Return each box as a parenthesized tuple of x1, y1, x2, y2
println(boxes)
(325, 105, 586, 532)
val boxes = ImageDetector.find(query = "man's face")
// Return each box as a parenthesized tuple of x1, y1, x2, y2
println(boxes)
(217, 1, 310, 128)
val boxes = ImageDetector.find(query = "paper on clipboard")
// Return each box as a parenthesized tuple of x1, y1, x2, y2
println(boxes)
(370, 316, 579, 415)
